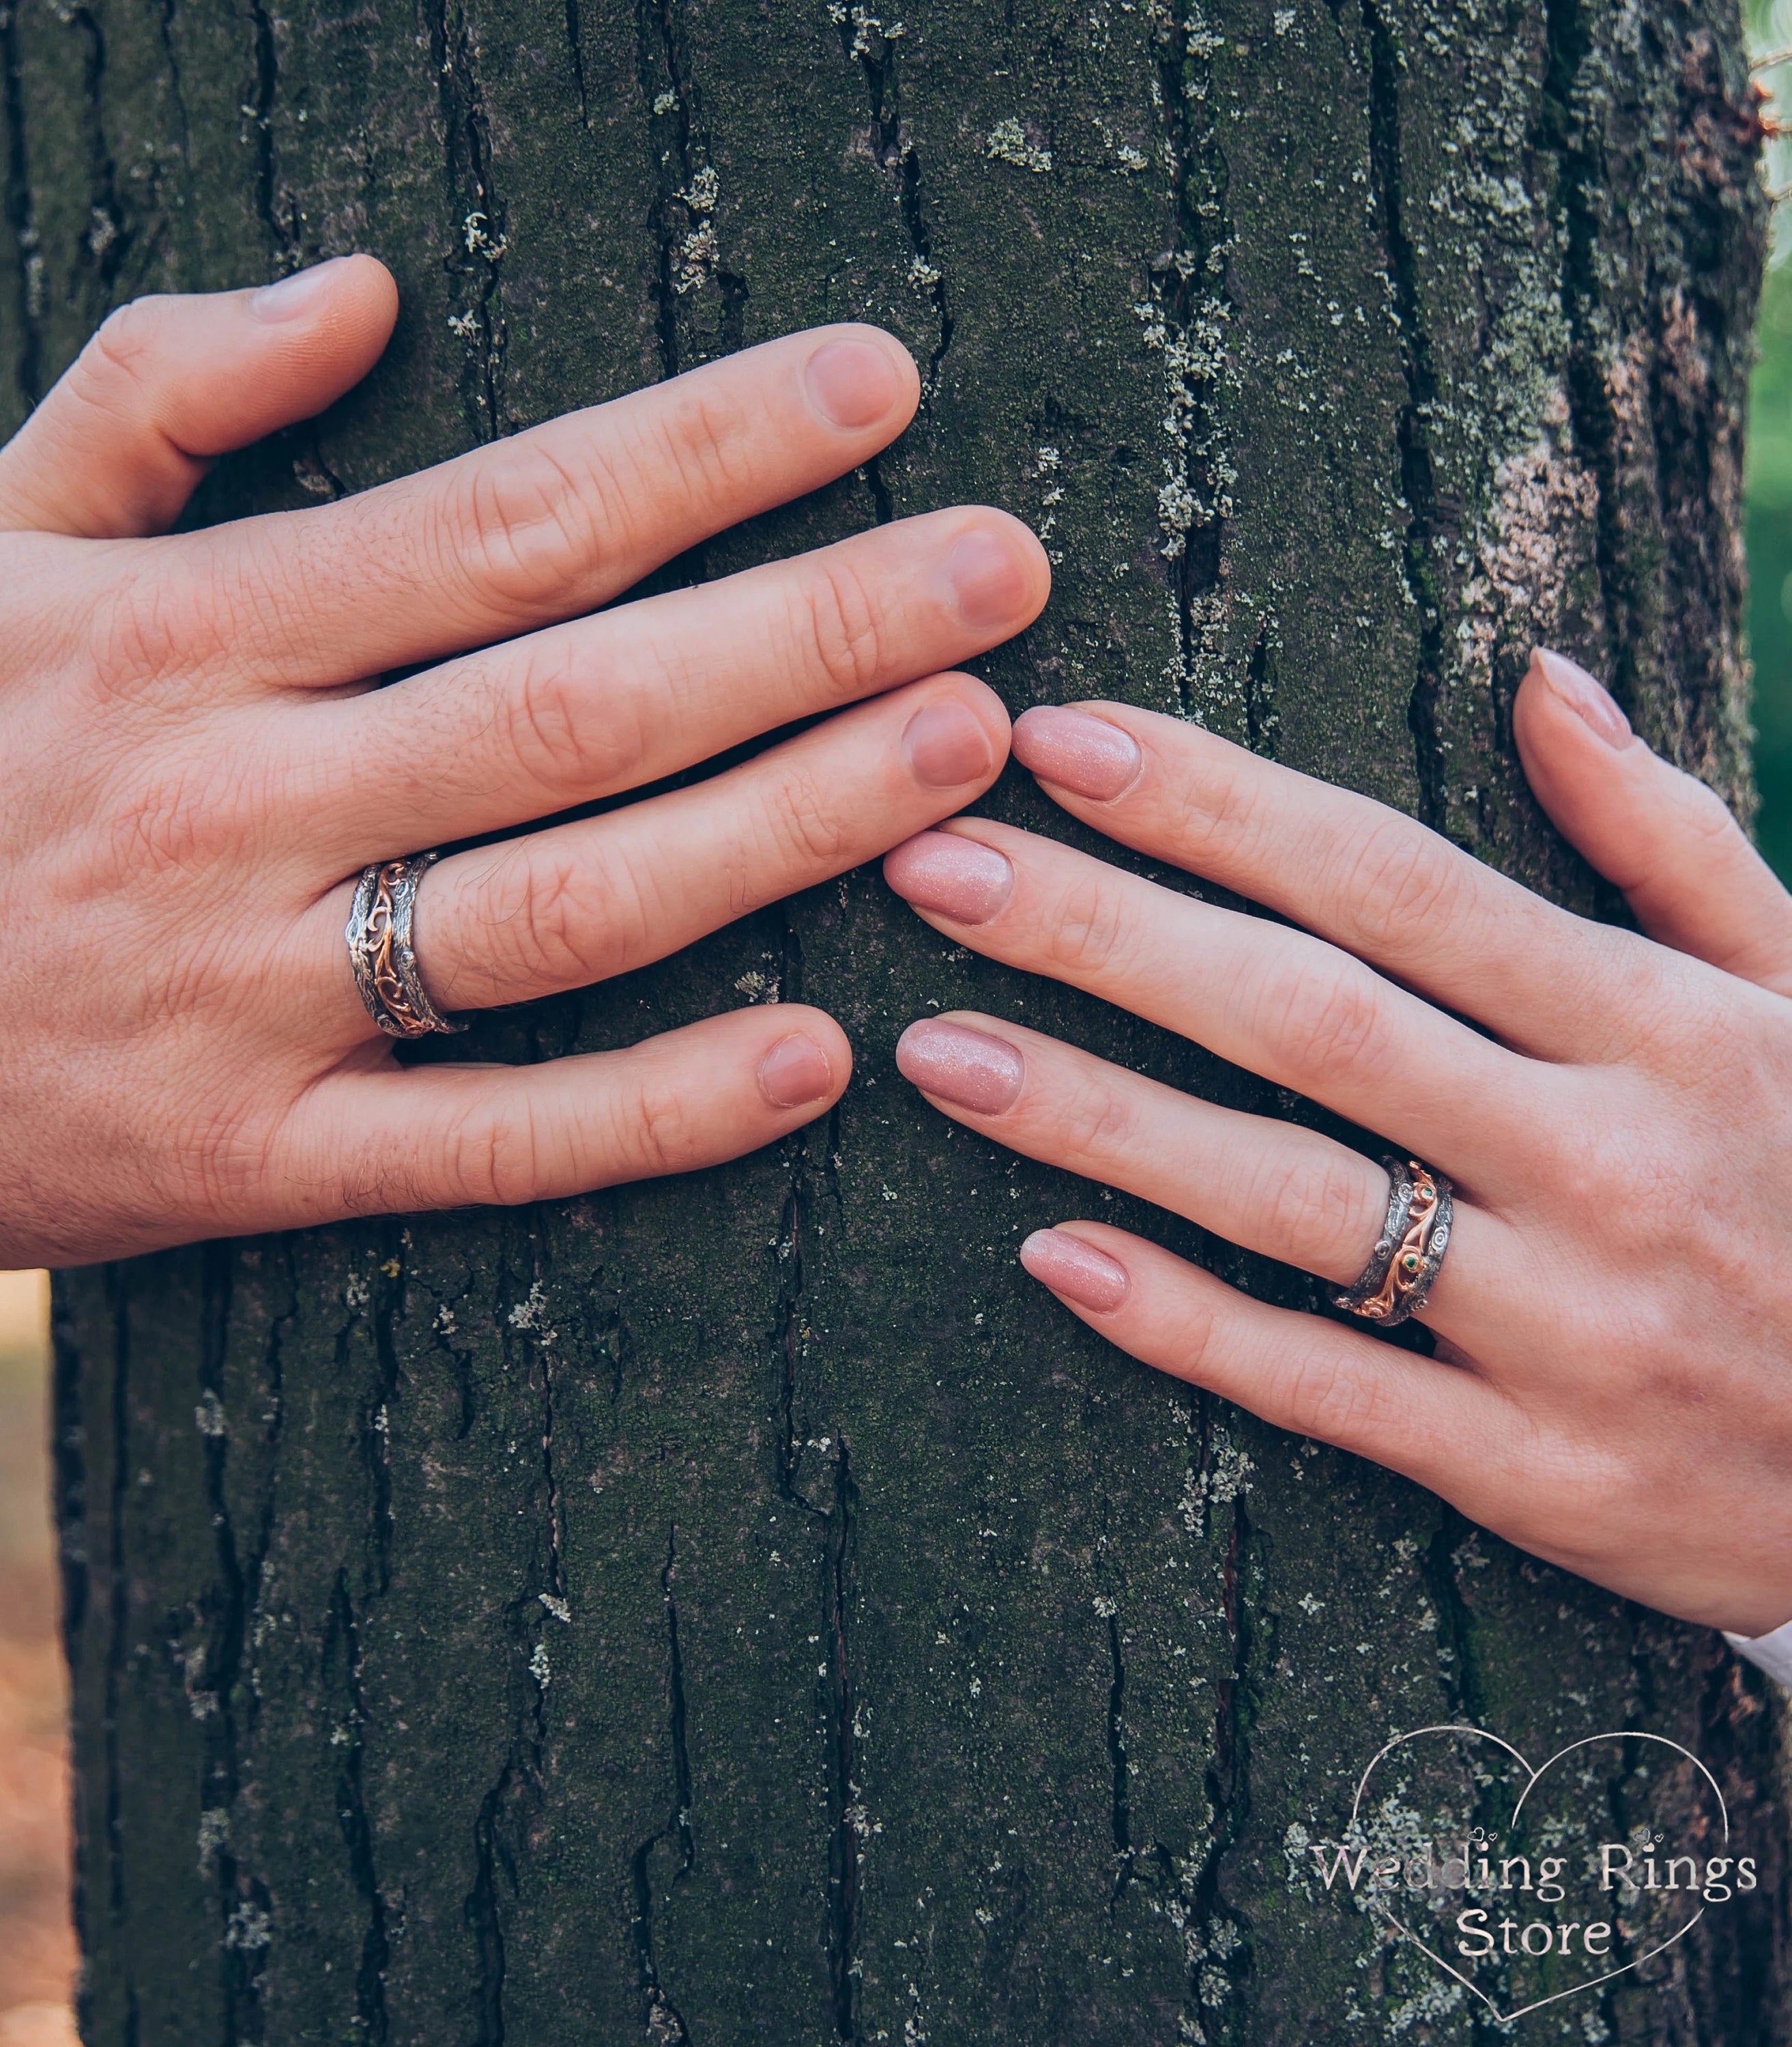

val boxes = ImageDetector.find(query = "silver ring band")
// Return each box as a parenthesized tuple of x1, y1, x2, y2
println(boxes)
(1332, 1156, 1452, 1329)
(345, 854, 465, 1038)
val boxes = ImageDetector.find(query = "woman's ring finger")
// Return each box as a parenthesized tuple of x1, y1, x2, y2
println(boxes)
(893, 1011, 1514, 1350)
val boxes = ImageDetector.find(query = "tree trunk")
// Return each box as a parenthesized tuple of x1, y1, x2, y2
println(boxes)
(11, 0, 1789, 2037)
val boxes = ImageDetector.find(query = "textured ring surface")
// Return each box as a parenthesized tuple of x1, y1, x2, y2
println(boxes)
(345, 853, 465, 1039)
(1331, 1155, 1452, 1329)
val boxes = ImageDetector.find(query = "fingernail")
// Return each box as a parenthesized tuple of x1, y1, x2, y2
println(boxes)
(250, 256, 349, 321)
(1013, 704, 1142, 800)
(757, 1032, 835, 1109)
(895, 1019, 1024, 1114)
(901, 699, 994, 789)
(945, 528, 1030, 631)
(1533, 648, 1632, 749)
(884, 831, 1013, 923)
(1020, 1228, 1129, 1312)
(805, 336, 904, 429)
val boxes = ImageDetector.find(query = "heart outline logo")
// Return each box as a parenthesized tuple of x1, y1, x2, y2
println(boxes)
(1343, 1722, 1730, 2024)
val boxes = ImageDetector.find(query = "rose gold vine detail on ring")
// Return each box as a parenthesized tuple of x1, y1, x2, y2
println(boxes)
(345, 853, 464, 1039)
(1333, 1157, 1454, 1330)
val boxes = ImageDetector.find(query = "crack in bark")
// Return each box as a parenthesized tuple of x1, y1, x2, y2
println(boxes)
(326, 1571, 391, 2044)
(628, 1524, 695, 2044)
(362, 1229, 405, 1597)
(1423, 1507, 1484, 1724)
(1147, 3, 1232, 719)
(99, 1268, 134, 2031)
(246, 0, 298, 268)
(429, 0, 510, 439)
(823, 1440, 861, 2043)
(1359, 0, 1447, 830)
(465, 1760, 516, 2045)
(635, 0, 747, 377)
(0, 0, 42, 409)
(1104, 1612, 1134, 1902)
(195, 1240, 279, 2044)
(831, 10, 952, 401)
(155, 0, 191, 175)
(1181, 1498, 1255, 2037)
(70, 5, 129, 304)
(561, 0, 590, 131)
(1540, 0, 1632, 708)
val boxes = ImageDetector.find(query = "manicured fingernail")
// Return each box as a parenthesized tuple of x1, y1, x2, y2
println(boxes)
(757, 1032, 834, 1109)
(901, 699, 994, 789)
(1020, 1228, 1129, 1312)
(805, 336, 904, 429)
(250, 256, 349, 321)
(1013, 704, 1142, 800)
(895, 1019, 1023, 1114)
(1533, 648, 1632, 749)
(945, 528, 1031, 630)
(884, 831, 1014, 922)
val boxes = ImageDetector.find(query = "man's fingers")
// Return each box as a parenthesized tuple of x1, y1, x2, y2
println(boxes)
(280, 1006, 850, 1223)
(299, 673, 1009, 1034)
(0, 257, 398, 538)
(1514, 648, 1792, 995)
(164, 323, 923, 687)
(293, 508, 1047, 860)
(1014, 1219, 1512, 1496)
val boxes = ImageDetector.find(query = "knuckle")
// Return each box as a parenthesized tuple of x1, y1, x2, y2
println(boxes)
(105, 757, 242, 878)
(1258, 953, 1393, 1082)
(485, 844, 651, 994)
(450, 1100, 547, 1208)
(1336, 815, 1467, 951)
(648, 380, 757, 509)
(1043, 872, 1138, 980)
(1251, 1149, 1381, 1275)
(1059, 1073, 1140, 1159)
(437, 445, 606, 617)
(796, 556, 885, 696)
(764, 764, 854, 871)
(502, 642, 649, 800)
(1281, 1348, 1387, 1447)
(1674, 770, 1744, 850)
(77, 297, 169, 417)
(621, 1072, 699, 1178)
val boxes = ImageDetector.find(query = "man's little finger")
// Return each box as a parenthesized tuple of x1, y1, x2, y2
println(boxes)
(276, 1006, 849, 1223)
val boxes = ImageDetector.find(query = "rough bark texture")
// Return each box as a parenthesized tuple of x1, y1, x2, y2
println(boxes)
(10, 0, 1789, 2037)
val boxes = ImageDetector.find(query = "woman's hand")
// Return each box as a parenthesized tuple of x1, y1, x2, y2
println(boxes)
(884, 652, 1792, 1638)
(0, 256, 1047, 1266)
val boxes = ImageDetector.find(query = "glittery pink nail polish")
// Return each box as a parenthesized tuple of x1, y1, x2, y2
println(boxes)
(1020, 1228, 1129, 1311)
(894, 1019, 1024, 1114)
(1013, 705, 1142, 800)
(884, 832, 1014, 924)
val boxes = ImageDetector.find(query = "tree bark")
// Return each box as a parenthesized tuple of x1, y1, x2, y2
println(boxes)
(10, 0, 1789, 2037)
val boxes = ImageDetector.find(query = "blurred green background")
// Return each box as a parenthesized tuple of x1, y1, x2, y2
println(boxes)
(1750, 0, 1792, 876)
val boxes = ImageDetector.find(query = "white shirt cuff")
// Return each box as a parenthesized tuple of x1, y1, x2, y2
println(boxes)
(1724, 1618, 1792, 1687)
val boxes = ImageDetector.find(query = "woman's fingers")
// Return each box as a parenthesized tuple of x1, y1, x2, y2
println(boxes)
(1009, 699, 1661, 1064)
(279, 1005, 848, 1225)
(163, 323, 924, 688)
(0, 257, 398, 539)
(1514, 648, 1792, 995)
(1012, 1219, 1514, 1497)
(297, 508, 1047, 862)
(302, 673, 1009, 1032)
(893, 1011, 1513, 1345)
(882, 822, 1548, 1176)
